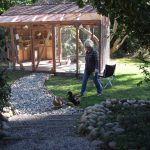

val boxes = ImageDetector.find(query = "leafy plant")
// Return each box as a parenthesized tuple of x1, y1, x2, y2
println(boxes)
(0, 68, 11, 110)
(136, 48, 150, 87)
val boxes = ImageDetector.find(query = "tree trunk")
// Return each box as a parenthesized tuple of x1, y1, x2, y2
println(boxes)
(110, 34, 128, 54)
(79, 25, 99, 46)
(110, 19, 118, 41)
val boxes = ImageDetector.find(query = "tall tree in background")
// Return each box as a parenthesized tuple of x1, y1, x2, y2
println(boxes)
(40, 0, 150, 54)
(0, 0, 37, 14)
(74, 0, 150, 52)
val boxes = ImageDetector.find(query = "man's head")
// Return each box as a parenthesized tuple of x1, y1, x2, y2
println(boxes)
(84, 39, 94, 49)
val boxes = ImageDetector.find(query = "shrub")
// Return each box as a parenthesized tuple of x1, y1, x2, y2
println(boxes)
(0, 68, 11, 111)
(136, 48, 150, 87)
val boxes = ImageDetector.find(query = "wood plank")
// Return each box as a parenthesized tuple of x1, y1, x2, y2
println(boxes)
(57, 25, 62, 63)
(35, 30, 52, 69)
(5, 35, 10, 60)
(76, 25, 79, 76)
(30, 24, 35, 71)
(10, 27, 16, 70)
(99, 20, 102, 72)
(0, 20, 101, 27)
(52, 26, 56, 73)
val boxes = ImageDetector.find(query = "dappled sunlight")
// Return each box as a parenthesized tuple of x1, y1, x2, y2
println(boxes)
(110, 58, 145, 76)
(115, 64, 141, 74)
(113, 58, 142, 65)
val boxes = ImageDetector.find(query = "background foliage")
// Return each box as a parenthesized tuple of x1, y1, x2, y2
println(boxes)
(0, 69, 11, 111)
(74, 0, 150, 47)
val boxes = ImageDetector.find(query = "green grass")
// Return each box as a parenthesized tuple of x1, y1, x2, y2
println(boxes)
(5, 70, 31, 85)
(1, 58, 149, 108)
(45, 58, 150, 108)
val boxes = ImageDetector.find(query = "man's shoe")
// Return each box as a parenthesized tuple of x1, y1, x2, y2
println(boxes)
(97, 93, 102, 96)
(77, 94, 84, 97)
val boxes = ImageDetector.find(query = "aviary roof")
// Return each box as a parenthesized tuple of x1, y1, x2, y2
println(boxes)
(2, 2, 96, 16)
(0, 2, 101, 25)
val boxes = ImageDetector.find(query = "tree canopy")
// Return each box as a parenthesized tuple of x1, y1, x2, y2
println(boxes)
(74, 0, 150, 47)
(0, 0, 36, 14)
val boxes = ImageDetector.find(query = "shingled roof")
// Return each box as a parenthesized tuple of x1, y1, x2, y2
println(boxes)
(0, 2, 101, 26)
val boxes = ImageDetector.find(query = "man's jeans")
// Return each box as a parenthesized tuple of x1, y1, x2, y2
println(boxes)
(80, 71, 102, 95)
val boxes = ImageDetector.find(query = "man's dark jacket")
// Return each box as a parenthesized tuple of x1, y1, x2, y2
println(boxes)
(85, 49, 98, 75)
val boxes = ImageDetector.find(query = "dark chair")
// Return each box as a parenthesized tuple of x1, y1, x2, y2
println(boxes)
(99, 64, 116, 88)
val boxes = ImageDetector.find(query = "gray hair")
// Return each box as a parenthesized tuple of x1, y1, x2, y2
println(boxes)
(84, 39, 94, 48)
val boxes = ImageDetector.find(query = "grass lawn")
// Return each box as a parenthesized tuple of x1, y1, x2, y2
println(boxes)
(5, 70, 31, 85)
(45, 58, 150, 108)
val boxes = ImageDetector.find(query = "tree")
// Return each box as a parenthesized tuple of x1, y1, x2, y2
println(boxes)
(0, 0, 37, 15)
(39, 0, 144, 54)
(74, 0, 150, 48)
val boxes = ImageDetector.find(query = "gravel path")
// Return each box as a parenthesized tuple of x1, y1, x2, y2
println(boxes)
(10, 73, 83, 115)
(10, 73, 52, 115)
(1, 73, 95, 150)
(1, 114, 96, 150)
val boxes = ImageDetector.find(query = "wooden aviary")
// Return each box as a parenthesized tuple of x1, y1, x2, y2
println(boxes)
(0, 2, 110, 74)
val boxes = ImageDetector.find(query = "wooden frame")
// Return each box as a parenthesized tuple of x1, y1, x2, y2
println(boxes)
(52, 25, 56, 73)
(76, 24, 79, 76)
(99, 22, 102, 72)
(10, 27, 16, 70)
(30, 24, 35, 71)
(4, 20, 108, 74)
(57, 25, 62, 64)
(0, 3, 110, 74)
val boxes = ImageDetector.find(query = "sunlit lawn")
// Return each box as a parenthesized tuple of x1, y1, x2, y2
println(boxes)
(45, 58, 150, 108)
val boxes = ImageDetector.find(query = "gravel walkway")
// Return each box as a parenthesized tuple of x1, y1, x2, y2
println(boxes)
(1, 73, 95, 150)
(10, 73, 83, 115)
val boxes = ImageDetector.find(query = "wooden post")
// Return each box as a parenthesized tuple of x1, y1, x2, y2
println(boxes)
(10, 27, 16, 70)
(35, 31, 51, 70)
(52, 25, 56, 73)
(57, 25, 62, 63)
(5, 35, 9, 60)
(76, 24, 79, 76)
(30, 24, 35, 71)
(99, 21, 102, 73)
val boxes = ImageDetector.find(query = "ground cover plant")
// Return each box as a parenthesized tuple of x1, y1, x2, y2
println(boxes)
(0, 68, 10, 110)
